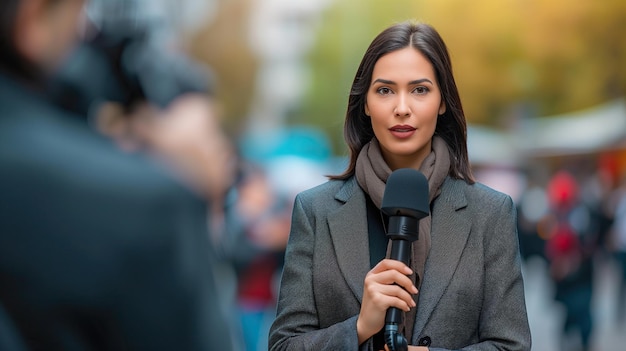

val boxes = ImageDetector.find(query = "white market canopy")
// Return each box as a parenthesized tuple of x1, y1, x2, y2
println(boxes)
(468, 98, 626, 166)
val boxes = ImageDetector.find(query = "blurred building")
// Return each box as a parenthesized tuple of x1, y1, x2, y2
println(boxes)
(469, 98, 626, 197)
(246, 0, 332, 133)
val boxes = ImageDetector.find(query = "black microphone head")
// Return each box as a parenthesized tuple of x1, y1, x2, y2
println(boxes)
(381, 168, 429, 219)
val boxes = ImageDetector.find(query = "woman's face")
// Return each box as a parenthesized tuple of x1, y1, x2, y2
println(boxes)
(365, 47, 445, 171)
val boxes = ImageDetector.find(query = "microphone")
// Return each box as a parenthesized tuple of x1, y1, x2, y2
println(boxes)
(381, 168, 429, 351)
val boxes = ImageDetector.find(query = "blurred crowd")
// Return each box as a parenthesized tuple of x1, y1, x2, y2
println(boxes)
(516, 161, 626, 351)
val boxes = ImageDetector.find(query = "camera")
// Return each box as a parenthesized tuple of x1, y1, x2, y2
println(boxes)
(50, 20, 212, 119)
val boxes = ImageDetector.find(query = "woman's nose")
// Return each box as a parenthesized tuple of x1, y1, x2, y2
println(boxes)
(394, 94, 411, 117)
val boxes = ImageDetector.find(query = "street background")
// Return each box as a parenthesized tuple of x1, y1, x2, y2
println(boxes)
(80, 1, 626, 350)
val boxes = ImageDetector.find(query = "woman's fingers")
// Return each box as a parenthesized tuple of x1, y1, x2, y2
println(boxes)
(367, 287, 415, 311)
(358, 258, 420, 342)
(366, 261, 418, 294)
(375, 283, 417, 308)
(363, 259, 418, 311)
(371, 258, 413, 275)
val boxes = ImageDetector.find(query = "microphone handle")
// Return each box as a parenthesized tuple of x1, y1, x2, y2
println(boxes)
(389, 238, 411, 265)
(384, 237, 413, 351)
(385, 238, 411, 325)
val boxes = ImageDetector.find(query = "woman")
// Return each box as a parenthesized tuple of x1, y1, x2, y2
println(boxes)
(269, 21, 531, 351)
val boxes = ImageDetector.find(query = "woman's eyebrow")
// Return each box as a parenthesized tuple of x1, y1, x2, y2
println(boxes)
(372, 78, 396, 85)
(371, 78, 434, 85)
(409, 78, 434, 85)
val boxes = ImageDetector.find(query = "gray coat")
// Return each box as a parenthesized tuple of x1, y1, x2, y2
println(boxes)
(269, 176, 531, 351)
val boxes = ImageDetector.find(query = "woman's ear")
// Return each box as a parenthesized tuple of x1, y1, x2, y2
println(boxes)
(438, 101, 446, 116)
(364, 104, 370, 116)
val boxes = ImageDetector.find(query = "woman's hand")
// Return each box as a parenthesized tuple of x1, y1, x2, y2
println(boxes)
(357, 259, 418, 344)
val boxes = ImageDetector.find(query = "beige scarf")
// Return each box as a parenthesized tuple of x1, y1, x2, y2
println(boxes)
(355, 135, 451, 341)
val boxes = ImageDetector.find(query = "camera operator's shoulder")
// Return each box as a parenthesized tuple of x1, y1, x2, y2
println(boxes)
(0, 92, 199, 214)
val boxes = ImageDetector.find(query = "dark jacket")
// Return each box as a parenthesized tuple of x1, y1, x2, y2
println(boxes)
(0, 74, 234, 350)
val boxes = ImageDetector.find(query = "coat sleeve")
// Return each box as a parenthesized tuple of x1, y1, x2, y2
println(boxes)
(476, 195, 531, 350)
(269, 194, 372, 351)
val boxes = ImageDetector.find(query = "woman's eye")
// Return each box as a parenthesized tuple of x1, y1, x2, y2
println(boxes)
(376, 87, 392, 95)
(414, 86, 429, 94)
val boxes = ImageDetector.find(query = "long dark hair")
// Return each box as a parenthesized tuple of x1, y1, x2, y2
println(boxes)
(331, 21, 474, 183)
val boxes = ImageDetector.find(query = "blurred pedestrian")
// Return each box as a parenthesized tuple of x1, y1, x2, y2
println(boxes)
(516, 172, 550, 261)
(0, 1, 234, 350)
(269, 21, 530, 351)
(211, 163, 289, 351)
(610, 176, 626, 325)
(544, 170, 597, 351)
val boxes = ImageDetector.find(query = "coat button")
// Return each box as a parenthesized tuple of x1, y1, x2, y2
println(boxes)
(418, 336, 431, 346)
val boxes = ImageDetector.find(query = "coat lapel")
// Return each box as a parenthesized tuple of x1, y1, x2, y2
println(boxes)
(413, 178, 471, 337)
(328, 178, 371, 303)
(326, 177, 472, 328)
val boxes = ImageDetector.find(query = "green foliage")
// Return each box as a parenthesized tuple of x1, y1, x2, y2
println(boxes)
(297, 0, 626, 154)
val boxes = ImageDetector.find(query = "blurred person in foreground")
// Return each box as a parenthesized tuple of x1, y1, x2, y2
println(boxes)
(0, 0, 234, 350)
(47, 11, 243, 347)
(46, 1, 237, 213)
(269, 21, 530, 351)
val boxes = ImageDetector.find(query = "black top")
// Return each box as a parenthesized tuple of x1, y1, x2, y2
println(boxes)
(367, 195, 388, 269)
(366, 194, 388, 350)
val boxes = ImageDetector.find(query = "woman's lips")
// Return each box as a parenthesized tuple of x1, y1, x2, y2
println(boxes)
(389, 125, 416, 138)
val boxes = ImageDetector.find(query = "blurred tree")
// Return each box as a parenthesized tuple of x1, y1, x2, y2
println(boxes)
(296, 0, 626, 154)
(180, 0, 625, 155)
(520, 0, 626, 116)
(186, 0, 259, 137)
